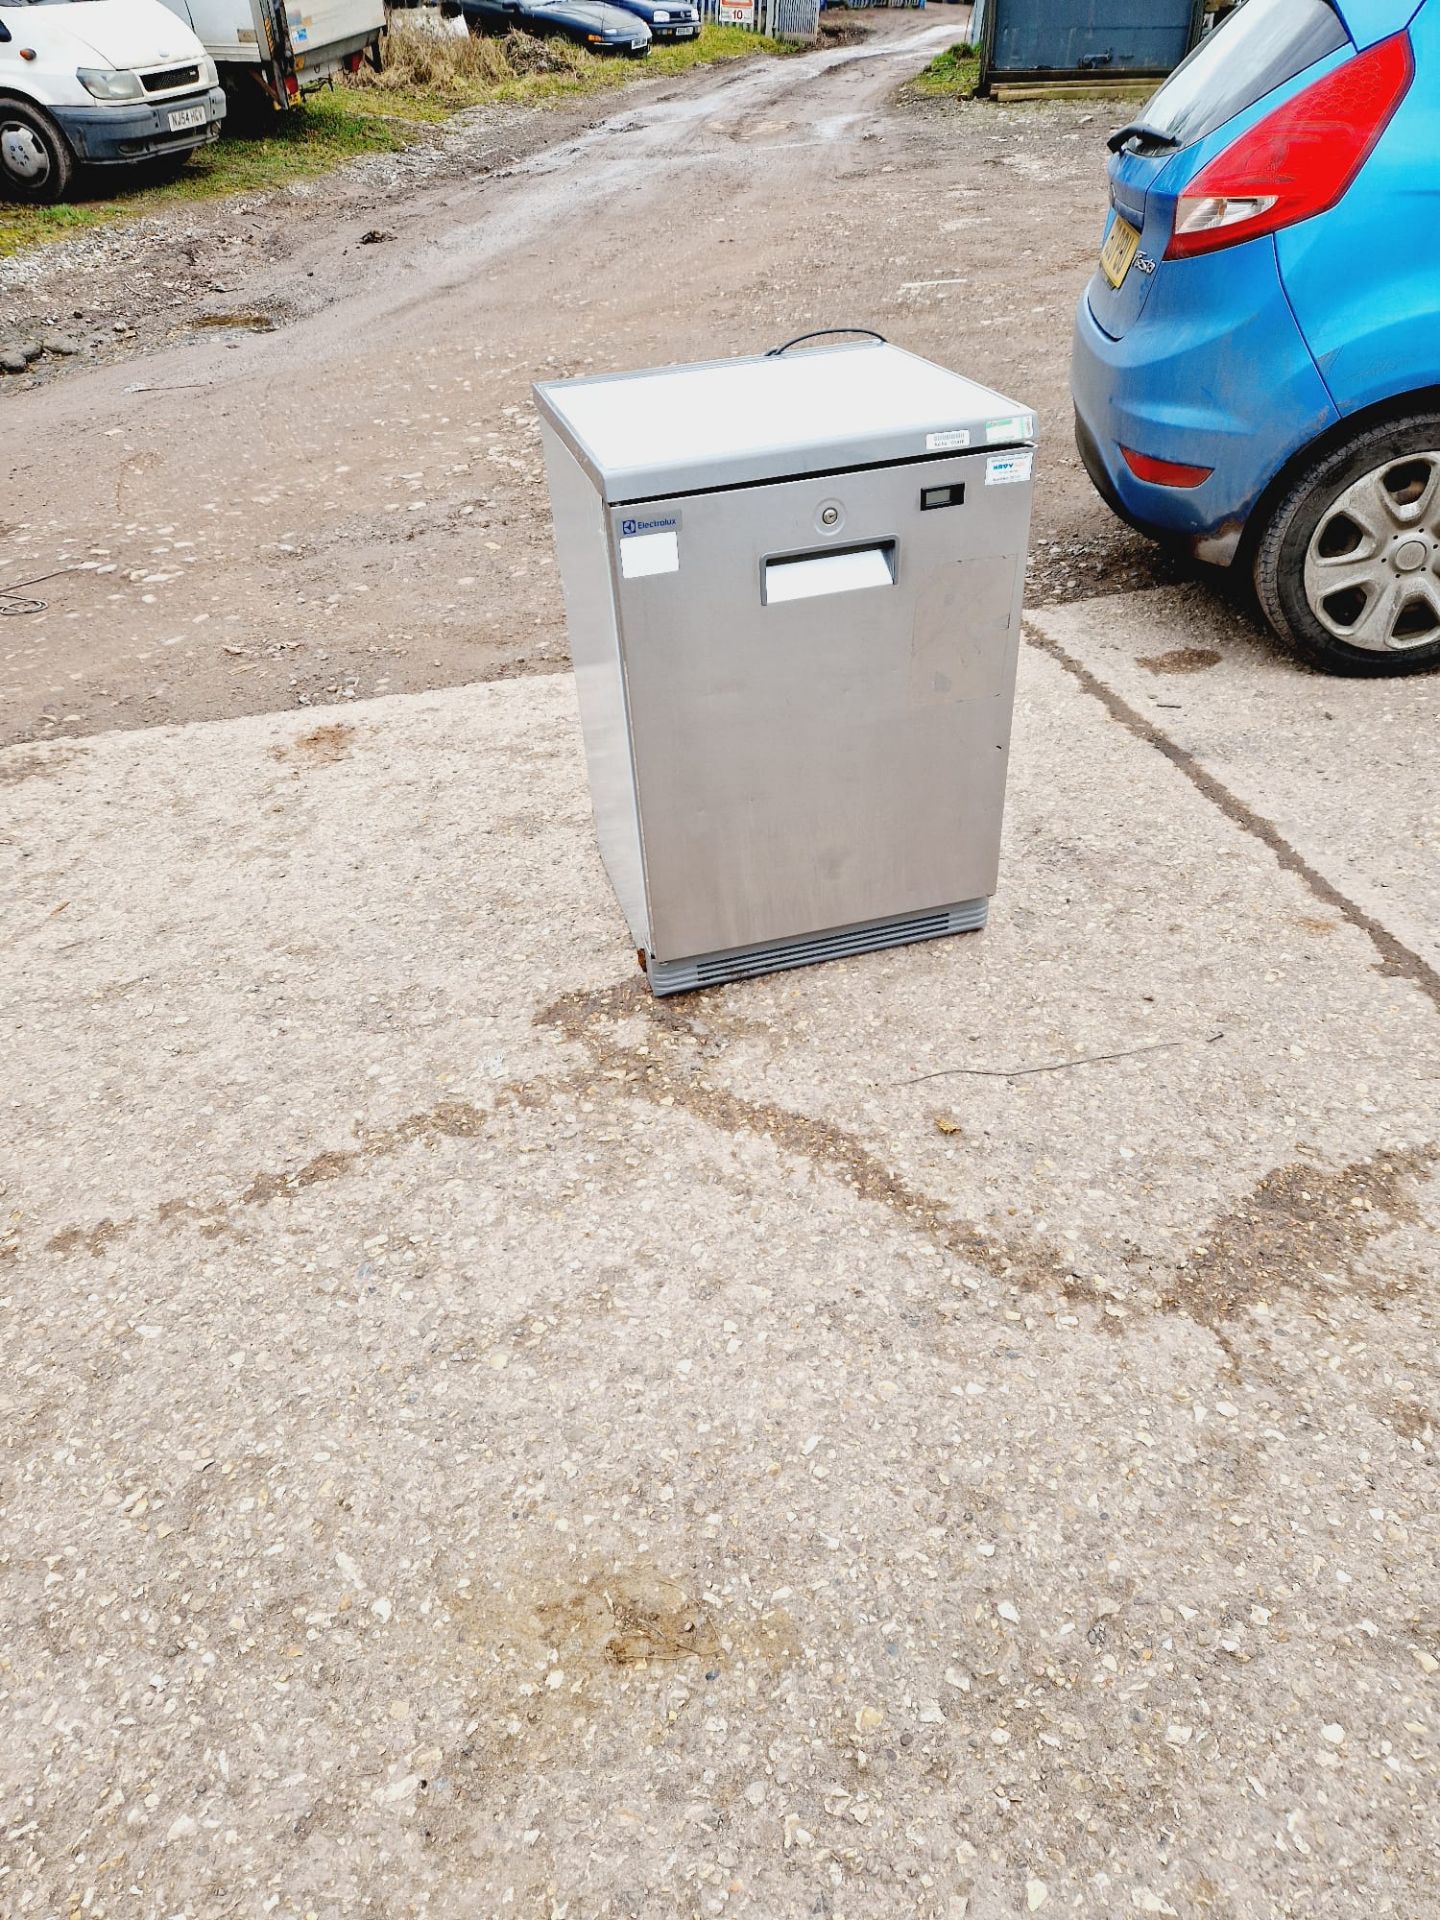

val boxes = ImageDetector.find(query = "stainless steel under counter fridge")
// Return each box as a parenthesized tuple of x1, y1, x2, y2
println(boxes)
(534, 338, 1036, 995)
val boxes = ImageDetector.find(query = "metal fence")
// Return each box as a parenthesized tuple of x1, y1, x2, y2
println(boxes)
(698, 0, 821, 39)
(697, 0, 926, 42)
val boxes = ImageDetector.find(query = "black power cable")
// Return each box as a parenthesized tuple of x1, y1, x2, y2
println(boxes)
(765, 328, 888, 358)
(0, 566, 81, 616)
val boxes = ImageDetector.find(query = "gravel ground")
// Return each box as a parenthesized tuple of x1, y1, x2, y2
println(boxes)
(1, 14, 1188, 751)
(0, 97, 549, 375)
(2, 627, 1437, 1918)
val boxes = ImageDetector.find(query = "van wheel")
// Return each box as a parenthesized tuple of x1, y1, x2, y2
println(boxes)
(0, 102, 74, 204)
(1253, 413, 1440, 676)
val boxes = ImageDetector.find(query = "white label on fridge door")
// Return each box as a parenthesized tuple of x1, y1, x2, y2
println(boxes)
(926, 428, 971, 451)
(986, 415, 1034, 444)
(619, 529, 680, 579)
(985, 450, 1033, 486)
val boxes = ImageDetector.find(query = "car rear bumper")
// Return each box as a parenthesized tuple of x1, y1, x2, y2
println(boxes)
(52, 87, 225, 166)
(1070, 240, 1340, 564)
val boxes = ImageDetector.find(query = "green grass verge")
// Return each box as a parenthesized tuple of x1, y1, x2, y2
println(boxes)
(905, 39, 981, 99)
(0, 24, 791, 261)
(0, 93, 409, 260)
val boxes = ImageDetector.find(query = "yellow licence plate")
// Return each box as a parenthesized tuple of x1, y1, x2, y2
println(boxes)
(1100, 214, 1141, 290)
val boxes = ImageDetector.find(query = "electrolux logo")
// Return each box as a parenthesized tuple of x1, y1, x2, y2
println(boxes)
(620, 514, 680, 537)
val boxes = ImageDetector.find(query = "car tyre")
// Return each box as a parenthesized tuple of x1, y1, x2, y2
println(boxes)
(1253, 411, 1440, 677)
(0, 101, 74, 205)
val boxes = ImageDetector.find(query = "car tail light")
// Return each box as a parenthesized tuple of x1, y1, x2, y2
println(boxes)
(1166, 31, 1413, 259)
(1121, 447, 1214, 488)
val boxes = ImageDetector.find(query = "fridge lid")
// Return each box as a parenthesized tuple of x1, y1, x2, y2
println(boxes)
(534, 343, 1036, 502)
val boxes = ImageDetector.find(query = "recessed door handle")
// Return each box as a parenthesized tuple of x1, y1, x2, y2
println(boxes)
(763, 542, 896, 605)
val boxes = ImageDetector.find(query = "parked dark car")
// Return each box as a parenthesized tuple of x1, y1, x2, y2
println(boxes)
(606, 0, 700, 42)
(456, 0, 652, 54)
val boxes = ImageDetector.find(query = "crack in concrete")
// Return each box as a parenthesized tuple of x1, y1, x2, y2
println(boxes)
(1024, 621, 1440, 1013)
(35, 983, 1434, 1368)
(43, 1097, 488, 1258)
(536, 978, 1084, 1302)
(535, 979, 1436, 1352)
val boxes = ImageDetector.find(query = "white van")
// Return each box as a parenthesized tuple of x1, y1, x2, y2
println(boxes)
(0, 0, 223, 201)
(155, 0, 385, 111)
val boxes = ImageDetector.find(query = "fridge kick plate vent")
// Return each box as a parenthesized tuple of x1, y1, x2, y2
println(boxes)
(646, 898, 989, 996)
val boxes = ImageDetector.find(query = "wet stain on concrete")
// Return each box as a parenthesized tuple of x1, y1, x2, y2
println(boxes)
(0, 749, 78, 787)
(45, 1217, 130, 1258)
(1160, 1147, 1436, 1333)
(1136, 647, 1222, 675)
(540, 1572, 721, 1670)
(270, 722, 355, 767)
(1380, 1395, 1435, 1447)
(458, 1566, 796, 1681)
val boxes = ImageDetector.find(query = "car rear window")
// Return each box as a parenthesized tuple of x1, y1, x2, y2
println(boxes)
(1138, 0, 1350, 146)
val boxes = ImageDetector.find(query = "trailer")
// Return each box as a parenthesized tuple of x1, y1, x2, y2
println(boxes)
(157, 0, 384, 109)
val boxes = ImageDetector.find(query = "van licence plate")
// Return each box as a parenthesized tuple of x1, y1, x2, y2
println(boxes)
(168, 104, 208, 131)
(1100, 214, 1141, 289)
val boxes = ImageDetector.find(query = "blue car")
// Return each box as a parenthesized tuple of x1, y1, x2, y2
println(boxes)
(607, 0, 700, 40)
(1072, 0, 1440, 674)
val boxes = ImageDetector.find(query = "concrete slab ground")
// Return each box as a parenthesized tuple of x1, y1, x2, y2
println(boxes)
(3, 624, 1437, 1918)
(1027, 587, 1440, 976)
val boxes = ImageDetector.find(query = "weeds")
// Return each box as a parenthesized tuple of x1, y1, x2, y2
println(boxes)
(349, 19, 595, 111)
(348, 16, 796, 110)
(905, 39, 981, 99)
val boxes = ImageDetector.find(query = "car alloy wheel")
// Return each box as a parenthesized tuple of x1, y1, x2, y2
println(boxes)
(1303, 452, 1440, 653)
(1253, 411, 1440, 677)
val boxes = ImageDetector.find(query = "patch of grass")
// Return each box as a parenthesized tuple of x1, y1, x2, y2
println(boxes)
(0, 93, 409, 259)
(905, 39, 980, 99)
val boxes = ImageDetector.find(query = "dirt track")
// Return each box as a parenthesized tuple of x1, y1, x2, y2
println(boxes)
(0, 14, 1183, 750)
